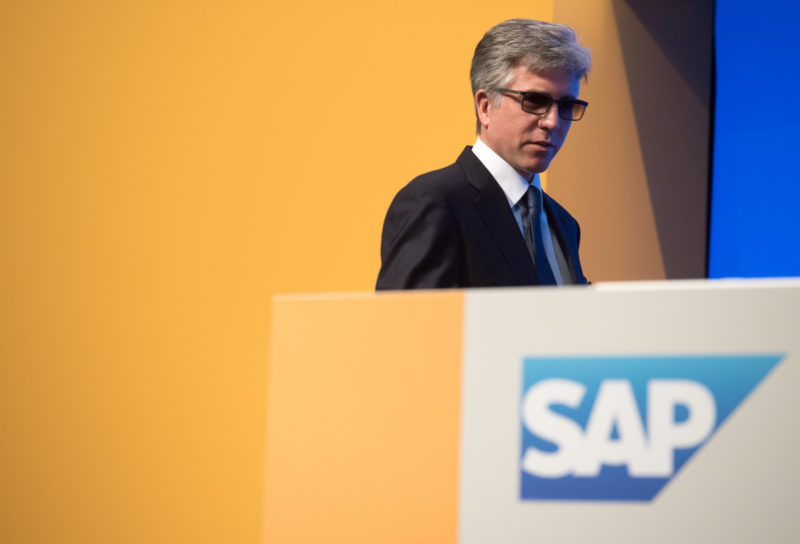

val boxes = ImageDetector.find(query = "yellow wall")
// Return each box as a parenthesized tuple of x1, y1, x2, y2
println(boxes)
(0, 1, 553, 542)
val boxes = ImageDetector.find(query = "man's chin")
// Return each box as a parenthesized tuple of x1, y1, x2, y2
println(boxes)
(521, 160, 552, 176)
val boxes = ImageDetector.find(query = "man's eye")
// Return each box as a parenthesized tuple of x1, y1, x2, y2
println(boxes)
(524, 93, 552, 110)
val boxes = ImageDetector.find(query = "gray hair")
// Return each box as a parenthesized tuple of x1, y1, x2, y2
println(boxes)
(470, 18, 591, 132)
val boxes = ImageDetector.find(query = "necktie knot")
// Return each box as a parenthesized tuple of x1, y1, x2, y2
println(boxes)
(518, 186, 542, 216)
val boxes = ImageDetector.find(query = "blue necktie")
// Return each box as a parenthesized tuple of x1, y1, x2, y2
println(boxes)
(519, 186, 557, 285)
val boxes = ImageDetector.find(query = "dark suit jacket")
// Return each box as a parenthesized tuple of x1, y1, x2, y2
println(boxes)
(375, 146, 588, 289)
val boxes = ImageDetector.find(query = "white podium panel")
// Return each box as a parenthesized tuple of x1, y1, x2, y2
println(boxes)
(459, 280, 800, 543)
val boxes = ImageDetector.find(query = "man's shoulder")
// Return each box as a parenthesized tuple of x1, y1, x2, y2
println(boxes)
(407, 160, 465, 191)
(397, 147, 483, 199)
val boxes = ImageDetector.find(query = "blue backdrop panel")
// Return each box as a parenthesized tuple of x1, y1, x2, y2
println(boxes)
(710, 0, 800, 278)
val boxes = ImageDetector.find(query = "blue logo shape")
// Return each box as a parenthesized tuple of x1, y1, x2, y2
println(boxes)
(520, 355, 783, 501)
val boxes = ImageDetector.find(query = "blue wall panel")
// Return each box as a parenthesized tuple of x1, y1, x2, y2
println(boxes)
(710, 1, 800, 277)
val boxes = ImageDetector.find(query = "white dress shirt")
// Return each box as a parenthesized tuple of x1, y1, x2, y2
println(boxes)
(471, 137, 570, 285)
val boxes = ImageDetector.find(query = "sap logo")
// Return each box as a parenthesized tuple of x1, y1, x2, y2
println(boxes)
(522, 379, 715, 479)
(519, 355, 783, 501)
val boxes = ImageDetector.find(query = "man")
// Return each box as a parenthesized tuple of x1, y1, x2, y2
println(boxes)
(376, 18, 591, 290)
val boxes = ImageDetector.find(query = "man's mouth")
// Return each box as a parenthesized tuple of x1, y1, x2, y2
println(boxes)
(527, 141, 554, 148)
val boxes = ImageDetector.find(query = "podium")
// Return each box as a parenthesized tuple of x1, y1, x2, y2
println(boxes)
(264, 280, 800, 543)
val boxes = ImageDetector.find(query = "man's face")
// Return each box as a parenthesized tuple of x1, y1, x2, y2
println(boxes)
(476, 66, 580, 177)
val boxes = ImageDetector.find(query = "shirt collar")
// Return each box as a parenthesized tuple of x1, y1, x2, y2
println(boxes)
(471, 137, 541, 207)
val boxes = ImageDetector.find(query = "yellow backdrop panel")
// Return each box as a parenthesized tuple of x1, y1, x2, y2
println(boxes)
(0, 1, 552, 543)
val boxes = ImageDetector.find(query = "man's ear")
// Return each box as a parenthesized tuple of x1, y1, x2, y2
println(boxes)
(475, 89, 492, 131)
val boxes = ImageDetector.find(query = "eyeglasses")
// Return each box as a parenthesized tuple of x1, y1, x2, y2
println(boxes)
(497, 88, 589, 121)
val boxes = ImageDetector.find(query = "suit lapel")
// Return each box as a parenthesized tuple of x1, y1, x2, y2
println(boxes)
(456, 148, 536, 284)
(543, 195, 579, 283)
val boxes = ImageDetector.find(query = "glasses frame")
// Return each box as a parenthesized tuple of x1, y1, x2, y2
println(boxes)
(497, 88, 588, 121)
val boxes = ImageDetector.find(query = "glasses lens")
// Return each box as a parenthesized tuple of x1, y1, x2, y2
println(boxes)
(558, 99, 586, 121)
(521, 92, 553, 114)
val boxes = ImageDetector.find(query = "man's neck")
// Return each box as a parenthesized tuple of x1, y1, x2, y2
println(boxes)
(477, 134, 535, 181)
(471, 137, 541, 207)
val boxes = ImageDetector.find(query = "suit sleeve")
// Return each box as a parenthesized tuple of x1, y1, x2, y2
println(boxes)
(375, 182, 461, 290)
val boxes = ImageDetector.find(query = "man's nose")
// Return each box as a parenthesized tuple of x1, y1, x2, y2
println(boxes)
(539, 104, 560, 130)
